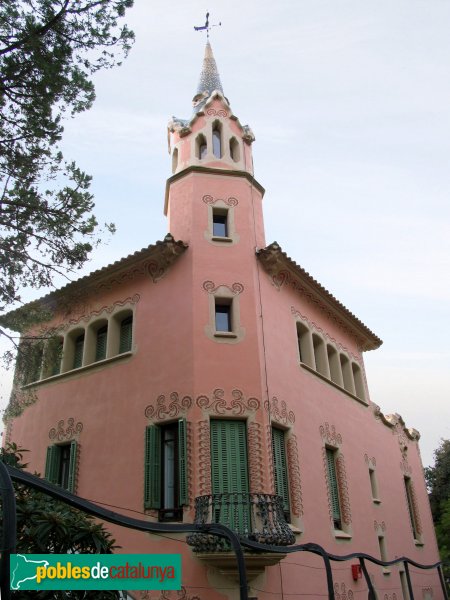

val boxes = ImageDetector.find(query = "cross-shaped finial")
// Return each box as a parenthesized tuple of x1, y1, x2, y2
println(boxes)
(194, 11, 221, 39)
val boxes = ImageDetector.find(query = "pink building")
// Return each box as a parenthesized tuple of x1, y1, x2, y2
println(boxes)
(2, 42, 443, 600)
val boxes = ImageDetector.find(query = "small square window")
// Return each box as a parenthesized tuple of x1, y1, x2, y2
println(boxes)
(213, 211, 228, 237)
(215, 302, 231, 332)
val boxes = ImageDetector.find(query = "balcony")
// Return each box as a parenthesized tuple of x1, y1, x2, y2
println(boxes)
(187, 492, 295, 551)
(187, 493, 295, 579)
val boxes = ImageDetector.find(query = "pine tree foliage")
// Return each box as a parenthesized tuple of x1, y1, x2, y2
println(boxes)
(0, 0, 134, 314)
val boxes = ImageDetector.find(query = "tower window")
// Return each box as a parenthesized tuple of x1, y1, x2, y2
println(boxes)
(172, 148, 178, 173)
(212, 209, 228, 237)
(229, 137, 240, 162)
(215, 301, 232, 332)
(212, 122, 222, 158)
(326, 448, 342, 530)
(196, 134, 207, 159)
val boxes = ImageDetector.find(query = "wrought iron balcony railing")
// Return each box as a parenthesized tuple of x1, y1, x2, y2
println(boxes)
(187, 492, 296, 552)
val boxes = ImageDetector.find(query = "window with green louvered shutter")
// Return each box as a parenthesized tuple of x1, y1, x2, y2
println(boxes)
(272, 427, 291, 522)
(45, 445, 60, 484)
(404, 477, 419, 540)
(95, 325, 107, 361)
(326, 448, 342, 529)
(73, 334, 84, 368)
(210, 420, 250, 534)
(119, 316, 133, 353)
(144, 425, 161, 509)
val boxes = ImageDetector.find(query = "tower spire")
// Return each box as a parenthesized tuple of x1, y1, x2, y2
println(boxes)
(193, 41, 223, 111)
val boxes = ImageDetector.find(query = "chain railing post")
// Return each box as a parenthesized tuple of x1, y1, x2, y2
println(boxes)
(437, 564, 449, 600)
(0, 459, 16, 600)
(404, 561, 415, 600)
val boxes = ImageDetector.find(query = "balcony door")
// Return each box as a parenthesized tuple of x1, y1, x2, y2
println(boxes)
(210, 419, 250, 534)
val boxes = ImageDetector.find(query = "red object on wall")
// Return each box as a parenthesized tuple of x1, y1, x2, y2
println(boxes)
(352, 564, 362, 581)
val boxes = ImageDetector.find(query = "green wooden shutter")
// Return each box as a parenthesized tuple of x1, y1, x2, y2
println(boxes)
(404, 477, 419, 539)
(178, 418, 188, 506)
(45, 445, 60, 485)
(326, 448, 341, 527)
(51, 340, 63, 376)
(272, 428, 290, 519)
(119, 317, 133, 353)
(210, 420, 250, 533)
(144, 425, 161, 509)
(95, 326, 107, 361)
(73, 334, 84, 368)
(67, 440, 78, 493)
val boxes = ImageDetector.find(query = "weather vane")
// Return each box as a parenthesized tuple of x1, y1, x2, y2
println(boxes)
(194, 11, 221, 39)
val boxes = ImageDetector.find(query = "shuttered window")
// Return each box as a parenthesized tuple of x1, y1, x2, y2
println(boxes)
(210, 419, 250, 533)
(50, 339, 63, 376)
(45, 441, 78, 493)
(272, 427, 290, 522)
(144, 419, 187, 520)
(95, 325, 108, 361)
(73, 334, 84, 369)
(326, 448, 342, 530)
(119, 316, 133, 353)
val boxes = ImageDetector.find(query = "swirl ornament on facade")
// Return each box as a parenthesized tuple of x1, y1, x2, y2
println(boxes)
(374, 520, 387, 532)
(287, 434, 304, 517)
(364, 454, 377, 467)
(247, 421, 265, 493)
(196, 388, 260, 416)
(49, 418, 83, 442)
(320, 422, 343, 446)
(202, 280, 244, 295)
(265, 396, 295, 425)
(206, 108, 228, 117)
(66, 295, 140, 327)
(202, 194, 238, 206)
(145, 393, 192, 421)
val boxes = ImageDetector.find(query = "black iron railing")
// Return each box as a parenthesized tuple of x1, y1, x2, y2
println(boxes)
(187, 492, 296, 551)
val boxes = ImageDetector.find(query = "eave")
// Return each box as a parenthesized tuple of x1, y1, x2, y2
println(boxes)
(257, 242, 382, 352)
(1, 234, 188, 333)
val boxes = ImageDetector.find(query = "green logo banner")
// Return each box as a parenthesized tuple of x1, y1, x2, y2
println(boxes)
(10, 553, 181, 591)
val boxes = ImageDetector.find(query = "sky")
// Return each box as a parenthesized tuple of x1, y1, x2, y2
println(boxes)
(1, 0, 450, 467)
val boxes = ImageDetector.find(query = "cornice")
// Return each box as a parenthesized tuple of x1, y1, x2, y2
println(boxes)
(257, 242, 382, 352)
(164, 166, 265, 216)
(1, 235, 188, 332)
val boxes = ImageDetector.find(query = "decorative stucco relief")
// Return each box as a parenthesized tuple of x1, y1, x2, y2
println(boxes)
(65, 294, 140, 328)
(196, 388, 260, 416)
(145, 393, 193, 421)
(292, 307, 364, 366)
(198, 420, 211, 496)
(334, 583, 354, 600)
(206, 108, 228, 118)
(139, 588, 201, 600)
(247, 421, 265, 493)
(287, 434, 303, 517)
(49, 418, 83, 441)
(374, 520, 387, 533)
(202, 280, 244, 295)
(320, 422, 343, 447)
(383, 594, 398, 600)
(202, 194, 238, 206)
(422, 587, 433, 599)
(400, 458, 412, 477)
(336, 454, 352, 525)
(264, 396, 295, 425)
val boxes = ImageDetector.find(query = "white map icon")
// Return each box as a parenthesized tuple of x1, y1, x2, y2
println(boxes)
(10, 554, 49, 590)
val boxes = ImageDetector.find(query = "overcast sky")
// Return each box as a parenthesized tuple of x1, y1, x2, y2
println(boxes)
(1, 0, 449, 467)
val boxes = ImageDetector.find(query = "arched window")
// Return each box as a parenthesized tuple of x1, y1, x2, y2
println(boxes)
(212, 121, 222, 158)
(351, 362, 365, 400)
(339, 354, 355, 394)
(172, 148, 178, 173)
(196, 134, 207, 159)
(95, 324, 108, 361)
(229, 137, 240, 162)
(327, 345, 343, 386)
(296, 322, 314, 368)
(119, 315, 133, 353)
(312, 333, 328, 377)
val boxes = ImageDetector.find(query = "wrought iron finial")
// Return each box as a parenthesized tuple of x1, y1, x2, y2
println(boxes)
(194, 11, 221, 39)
